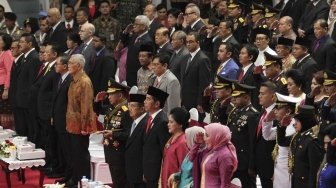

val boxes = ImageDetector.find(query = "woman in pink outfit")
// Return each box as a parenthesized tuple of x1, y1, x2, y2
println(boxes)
(161, 107, 190, 188)
(0, 33, 14, 128)
(191, 123, 238, 188)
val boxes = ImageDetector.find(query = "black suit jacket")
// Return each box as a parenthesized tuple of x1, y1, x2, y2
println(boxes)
(37, 64, 58, 120)
(298, 0, 329, 41)
(45, 23, 68, 52)
(254, 108, 277, 178)
(123, 32, 154, 86)
(9, 55, 24, 107)
(16, 50, 41, 108)
(280, 0, 309, 29)
(143, 111, 170, 182)
(157, 42, 174, 56)
(125, 114, 148, 183)
(292, 55, 320, 93)
(311, 36, 336, 72)
(237, 64, 261, 110)
(52, 74, 72, 133)
(180, 50, 211, 110)
(169, 46, 189, 82)
(89, 48, 116, 95)
(62, 20, 79, 31)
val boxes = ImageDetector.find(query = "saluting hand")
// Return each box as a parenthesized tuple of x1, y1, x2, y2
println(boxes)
(280, 114, 292, 127)
(95, 91, 107, 102)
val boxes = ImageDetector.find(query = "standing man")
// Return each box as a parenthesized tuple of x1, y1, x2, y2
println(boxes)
(143, 86, 170, 188)
(66, 54, 97, 187)
(93, 0, 121, 52)
(95, 79, 132, 188)
(152, 53, 181, 114)
(180, 32, 211, 113)
(45, 8, 67, 52)
(137, 44, 155, 95)
(155, 27, 173, 56)
(76, 7, 89, 27)
(143, 3, 163, 40)
(253, 27, 277, 67)
(52, 55, 73, 184)
(121, 15, 154, 87)
(78, 23, 96, 74)
(63, 5, 78, 30)
(183, 4, 205, 34)
(169, 31, 189, 82)
(16, 33, 41, 140)
(227, 82, 259, 188)
(125, 93, 147, 188)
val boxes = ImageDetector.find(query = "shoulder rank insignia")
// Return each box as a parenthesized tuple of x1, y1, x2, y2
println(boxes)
(121, 105, 128, 111)
(239, 17, 244, 23)
(281, 77, 287, 85)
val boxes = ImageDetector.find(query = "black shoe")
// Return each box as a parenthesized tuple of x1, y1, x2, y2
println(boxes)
(65, 179, 76, 187)
(47, 172, 64, 179)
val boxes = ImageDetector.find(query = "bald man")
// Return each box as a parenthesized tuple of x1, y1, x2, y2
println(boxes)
(78, 23, 96, 74)
(45, 8, 67, 52)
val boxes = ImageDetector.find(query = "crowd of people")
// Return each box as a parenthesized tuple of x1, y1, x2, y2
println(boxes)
(1, 0, 336, 187)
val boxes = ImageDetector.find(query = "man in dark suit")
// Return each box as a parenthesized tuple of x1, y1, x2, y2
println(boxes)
(292, 37, 320, 94)
(52, 55, 73, 184)
(36, 44, 62, 177)
(180, 32, 211, 112)
(78, 23, 96, 74)
(90, 34, 117, 96)
(121, 15, 154, 87)
(169, 31, 189, 82)
(45, 8, 67, 52)
(253, 81, 277, 188)
(155, 27, 173, 56)
(311, 19, 336, 72)
(125, 94, 147, 188)
(297, 0, 329, 42)
(16, 33, 41, 141)
(63, 5, 79, 30)
(143, 86, 170, 188)
(183, 4, 205, 34)
(144, 4, 163, 40)
(8, 40, 24, 135)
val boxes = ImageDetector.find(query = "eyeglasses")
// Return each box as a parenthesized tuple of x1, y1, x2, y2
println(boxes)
(184, 12, 195, 16)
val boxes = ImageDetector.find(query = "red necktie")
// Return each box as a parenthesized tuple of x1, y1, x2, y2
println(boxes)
(256, 111, 267, 138)
(36, 63, 45, 78)
(67, 23, 71, 29)
(238, 70, 244, 81)
(145, 116, 153, 134)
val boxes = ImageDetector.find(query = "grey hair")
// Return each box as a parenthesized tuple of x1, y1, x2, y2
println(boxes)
(173, 30, 187, 43)
(135, 15, 150, 28)
(70, 54, 85, 67)
(83, 23, 95, 35)
(186, 5, 200, 17)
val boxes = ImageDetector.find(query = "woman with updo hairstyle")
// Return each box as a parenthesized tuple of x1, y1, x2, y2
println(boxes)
(161, 107, 190, 188)
(286, 69, 306, 105)
(65, 29, 82, 55)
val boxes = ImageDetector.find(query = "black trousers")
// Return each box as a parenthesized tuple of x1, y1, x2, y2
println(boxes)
(69, 134, 91, 183)
(15, 107, 31, 138)
(57, 131, 72, 179)
(104, 145, 128, 188)
(12, 107, 26, 136)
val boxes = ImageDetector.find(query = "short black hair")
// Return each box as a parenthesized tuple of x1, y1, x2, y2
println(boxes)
(242, 44, 258, 62)
(94, 33, 107, 43)
(77, 7, 89, 17)
(169, 107, 190, 131)
(47, 43, 62, 57)
(67, 29, 82, 45)
(21, 33, 39, 50)
(220, 42, 234, 54)
(99, 0, 110, 8)
(0, 33, 12, 51)
(221, 19, 234, 33)
(154, 53, 171, 66)
(187, 32, 201, 43)
(156, 3, 167, 11)
(286, 69, 305, 91)
(167, 8, 181, 18)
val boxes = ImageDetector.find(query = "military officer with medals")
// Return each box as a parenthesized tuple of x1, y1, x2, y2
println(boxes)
(227, 0, 249, 44)
(203, 76, 234, 125)
(0, 12, 23, 40)
(227, 82, 259, 188)
(250, 3, 267, 29)
(95, 78, 133, 188)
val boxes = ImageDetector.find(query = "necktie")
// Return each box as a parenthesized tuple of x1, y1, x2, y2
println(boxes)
(145, 116, 153, 134)
(256, 111, 267, 138)
(57, 78, 62, 90)
(36, 63, 45, 78)
(130, 121, 137, 135)
(67, 23, 71, 29)
(154, 77, 160, 87)
(170, 52, 177, 63)
(238, 70, 244, 81)
(216, 62, 225, 75)
(82, 43, 88, 53)
(313, 39, 320, 52)
(185, 55, 192, 73)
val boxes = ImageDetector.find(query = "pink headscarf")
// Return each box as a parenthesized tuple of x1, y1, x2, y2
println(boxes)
(204, 123, 238, 171)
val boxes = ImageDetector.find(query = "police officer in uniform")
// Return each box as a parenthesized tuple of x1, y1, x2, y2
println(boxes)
(227, 82, 259, 188)
(96, 79, 133, 188)
(250, 3, 267, 29)
(288, 105, 323, 188)
(203, 76, 234, 125)
(227, 0, 249, 44)
(0, 12, 23, 41)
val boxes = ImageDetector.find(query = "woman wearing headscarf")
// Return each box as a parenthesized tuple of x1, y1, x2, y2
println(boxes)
(318, 123, 336, 188)
(161, 107, 189, 188)
(190, 123, 238, 188)
(289, 105, 324, 188)
(168, 126, 206, 188)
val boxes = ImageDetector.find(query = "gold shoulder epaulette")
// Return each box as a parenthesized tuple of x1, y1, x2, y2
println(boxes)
(239, 17, 244, 23)
(281, 77, 287, 85)
(121, 105, 128, 111)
